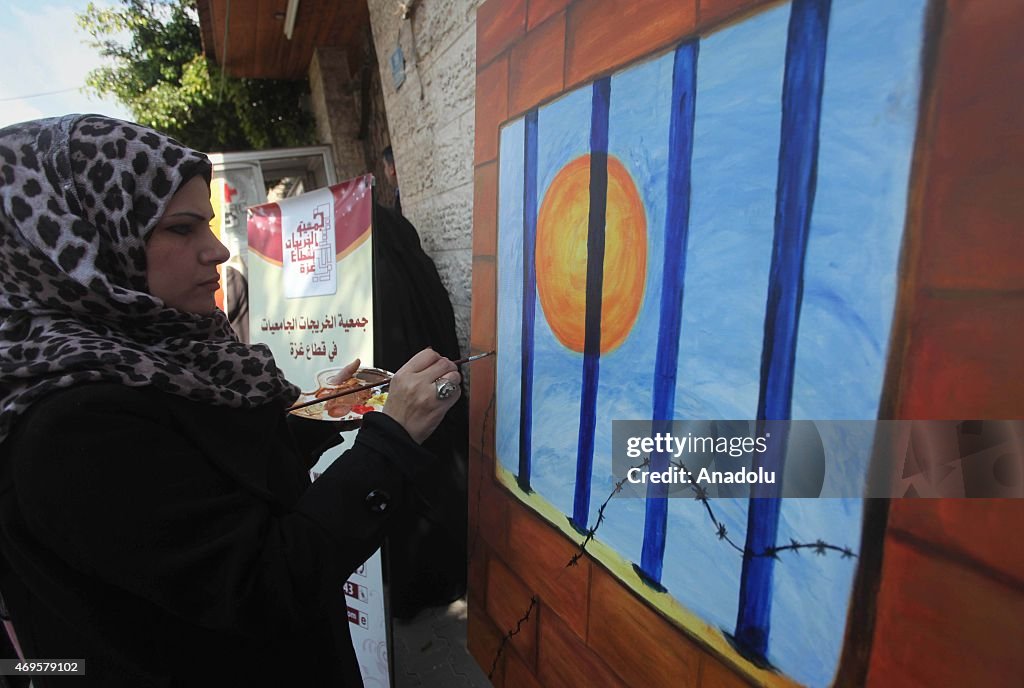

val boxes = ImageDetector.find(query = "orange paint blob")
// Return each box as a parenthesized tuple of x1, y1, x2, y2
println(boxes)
(535, 154, 647, 354)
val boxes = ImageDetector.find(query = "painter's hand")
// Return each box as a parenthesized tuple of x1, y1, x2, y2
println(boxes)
(382, 348, 461, 444)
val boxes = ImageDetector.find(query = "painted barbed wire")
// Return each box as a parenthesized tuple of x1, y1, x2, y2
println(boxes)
(568, 455, 652, 567)
(565, 454, 856, 566)
(488, 454, 652, 676)
(487, 451, 856, 675)
(488, 595, 538, 680)
(669, 457, 857, 560)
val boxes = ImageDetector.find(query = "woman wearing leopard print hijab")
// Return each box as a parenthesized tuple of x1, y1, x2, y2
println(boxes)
(0, 115, 460, 687)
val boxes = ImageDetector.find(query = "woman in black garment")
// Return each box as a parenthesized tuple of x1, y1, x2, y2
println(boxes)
(0, 114, 461, 687)
(372, 201, 469, 619)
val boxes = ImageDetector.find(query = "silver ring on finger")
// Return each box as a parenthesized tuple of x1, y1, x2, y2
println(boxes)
(434, 377, 457, 400)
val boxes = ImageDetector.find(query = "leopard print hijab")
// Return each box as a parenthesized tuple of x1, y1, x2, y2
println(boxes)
(0, 114, 300, 443)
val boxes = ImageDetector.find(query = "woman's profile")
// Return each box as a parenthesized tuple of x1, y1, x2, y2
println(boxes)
(0, 114, 461, 687)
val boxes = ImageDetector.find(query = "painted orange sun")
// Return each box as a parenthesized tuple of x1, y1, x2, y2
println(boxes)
(535, 155, 647, 354)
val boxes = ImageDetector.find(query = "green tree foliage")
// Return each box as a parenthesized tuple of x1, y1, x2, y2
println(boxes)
(78, 0, 314, 151)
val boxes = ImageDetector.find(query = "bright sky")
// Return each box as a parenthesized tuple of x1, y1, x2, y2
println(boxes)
(0, 0, 134, 129)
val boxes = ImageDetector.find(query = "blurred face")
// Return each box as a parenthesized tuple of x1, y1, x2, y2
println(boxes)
(145, 176, 229, 314)
(383, 159, 397, 184)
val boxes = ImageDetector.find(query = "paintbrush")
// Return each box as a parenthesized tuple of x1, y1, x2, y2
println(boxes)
(288, 350, 495, 413)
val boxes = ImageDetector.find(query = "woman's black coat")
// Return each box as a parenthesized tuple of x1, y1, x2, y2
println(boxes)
(0, 382, 432, 687)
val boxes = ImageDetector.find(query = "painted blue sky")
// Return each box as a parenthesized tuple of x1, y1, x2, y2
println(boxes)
(772, 1, 926, 683)
(659, 0, 791, 639)
(526, 88, 593, 519)
(496, 118, 525, 481)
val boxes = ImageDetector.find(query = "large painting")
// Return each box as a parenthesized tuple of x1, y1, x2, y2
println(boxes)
(494, 0, 928, 685)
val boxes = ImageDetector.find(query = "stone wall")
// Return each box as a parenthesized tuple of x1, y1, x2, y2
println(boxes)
(356, 24, 399, 212)
(308, 47, 368, 182)
(308, 36, 396, 194)
(365, 0, 487, 360)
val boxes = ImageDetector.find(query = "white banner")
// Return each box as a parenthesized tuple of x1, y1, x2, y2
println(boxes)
(247, 174, 390, 687)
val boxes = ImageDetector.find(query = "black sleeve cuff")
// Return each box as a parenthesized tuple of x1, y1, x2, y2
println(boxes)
(292, 412, 435, 567)
(285, 414, 352, 469)
(354, 412, 436, 480)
